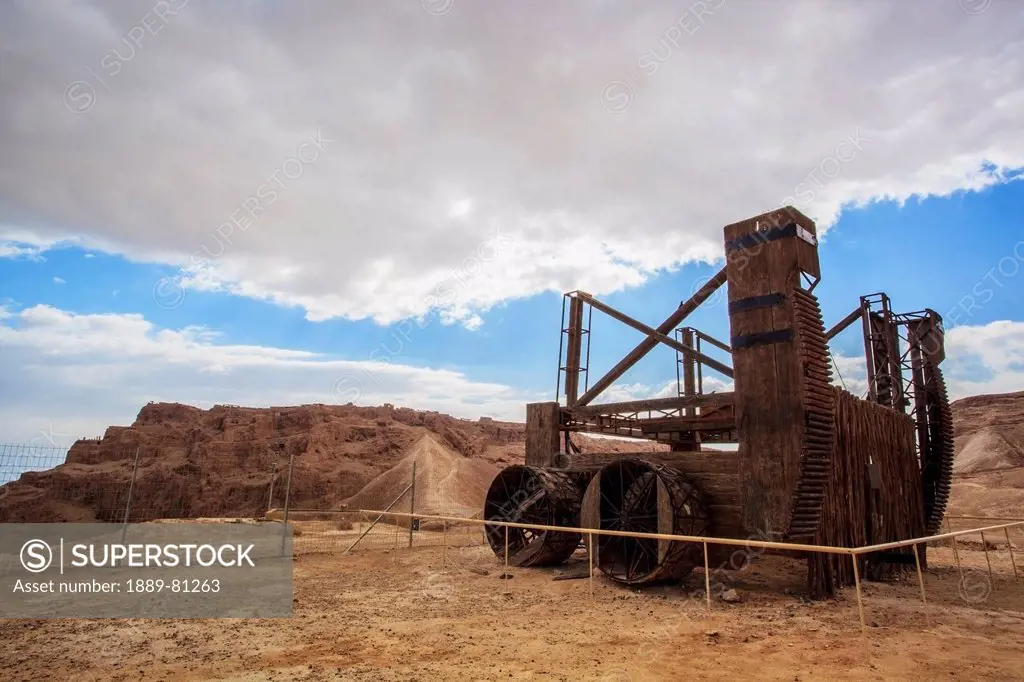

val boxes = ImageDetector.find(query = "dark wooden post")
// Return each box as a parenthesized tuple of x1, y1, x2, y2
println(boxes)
(724, 206, 827, 536)
(564, 297, 585, 406)
(525, 402, 561, 467)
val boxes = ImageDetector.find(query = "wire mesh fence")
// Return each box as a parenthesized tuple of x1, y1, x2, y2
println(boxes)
(0, 442, 135, 522)
(0, 443, 68, 485)
(2, 438, 1023, 569)
(0, 442, 487, 555)
(0, 442, 285, 524)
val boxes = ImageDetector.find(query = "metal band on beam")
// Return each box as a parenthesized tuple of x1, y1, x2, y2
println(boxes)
(724, 222, 817, 253)
(731, 329, 794, 350)
(728, 293, 786, 314)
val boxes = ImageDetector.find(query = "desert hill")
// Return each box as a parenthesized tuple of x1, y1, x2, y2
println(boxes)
(0, 401, 665, 523)
(951, 391, 1024, 474)
(0, 402, 523, 522)
(948, 391, 1024, 519)
(344, 433, 501, 521)
(3, 390, 1022, 525)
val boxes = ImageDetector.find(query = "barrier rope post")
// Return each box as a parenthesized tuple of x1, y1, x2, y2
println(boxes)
(588, 532, 595, 600)
(1005, 527, 1018, 580)
(912, 543, 927, 605)
(703, 541, 712, 611)
(981, 531, 994, 582)
(947, 517, 963, 581)
(851, 553, 867, 636)
(504, 526, 510, 595)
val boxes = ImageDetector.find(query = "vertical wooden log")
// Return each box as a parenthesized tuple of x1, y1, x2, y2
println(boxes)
(681, 328, 696, 413)
(724, 207, 823, 536)
(525, 402, 561, 467)
(564, 297, 585, 406)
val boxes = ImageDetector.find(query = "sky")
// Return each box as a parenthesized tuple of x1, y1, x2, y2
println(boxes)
(0, 0, 1023, 446)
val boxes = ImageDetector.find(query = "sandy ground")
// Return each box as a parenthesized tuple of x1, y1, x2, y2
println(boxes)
(2, 538, 1023, 681)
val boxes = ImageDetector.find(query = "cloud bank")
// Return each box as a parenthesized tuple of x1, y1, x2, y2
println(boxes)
(1, 0, 1022, 326)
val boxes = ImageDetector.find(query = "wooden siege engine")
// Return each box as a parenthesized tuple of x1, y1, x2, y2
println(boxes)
(482, 207, 956, 597)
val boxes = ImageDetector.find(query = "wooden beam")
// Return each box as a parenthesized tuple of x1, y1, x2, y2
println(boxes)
(681, 328, 696, 418)
(638, 416, 737, 433)
(564, 297, 585, 405)
(825, 306, 864, 341)
(568, 392, 735, 418)
(694, 329, 732, 354)
(574, 292, 734, 379)
(574, 267, 729, 407)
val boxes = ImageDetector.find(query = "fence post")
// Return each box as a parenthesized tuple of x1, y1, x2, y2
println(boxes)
(703, 541, 712, 611)
(121, 447, 141, 544)
(588, 532, 594, 600)
(279, 453, 295, 557)
(1005, 527, 1019, 579)
(851, 553, 867, 636)
(408, 461, 417, 549)
(912, 543, 927, 605)
(947, 517, 963, 581)
(266, 458, 278, 515)
(981, 530, 994, 582)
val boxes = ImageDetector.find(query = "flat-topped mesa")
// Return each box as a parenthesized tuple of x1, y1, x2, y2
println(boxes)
(136, 401, 204, 424)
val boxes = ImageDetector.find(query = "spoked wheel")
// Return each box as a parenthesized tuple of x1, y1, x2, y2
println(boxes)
(483, 466, 584, 567)
(582, 458, 709, 585)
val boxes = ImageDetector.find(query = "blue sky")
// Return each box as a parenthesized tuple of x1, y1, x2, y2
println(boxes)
(1, 1, 1023, 443)
(3, 180, 1022, 445)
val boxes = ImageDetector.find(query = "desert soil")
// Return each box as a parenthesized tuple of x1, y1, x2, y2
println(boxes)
(2, 536, 1023, 681)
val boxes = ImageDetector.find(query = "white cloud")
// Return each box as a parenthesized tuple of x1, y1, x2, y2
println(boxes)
(945, 320, 1024, 398)
(829, 320, 1024, 400)
(830, 353, 871, 399)
(0, 2, 1021, 327)
(0, 242, 46, 260)
(0, 304, 1018, 443)
(52, 276, 66, 284)
(0, 305, 537, 442)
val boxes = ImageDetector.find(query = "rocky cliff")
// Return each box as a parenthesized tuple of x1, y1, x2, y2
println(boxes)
(0, 401, 666, 523)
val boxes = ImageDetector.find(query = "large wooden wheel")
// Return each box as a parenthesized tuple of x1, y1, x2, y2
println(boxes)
(581, 458, 709, 585)
(483, 465, 584, 566)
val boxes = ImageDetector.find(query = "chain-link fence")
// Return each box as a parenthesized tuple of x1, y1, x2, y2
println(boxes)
(3, 440, 1024, 568)
(0, 442, 487, 555)
(0, 442, 285, 523)
(0, 443, 67, 485)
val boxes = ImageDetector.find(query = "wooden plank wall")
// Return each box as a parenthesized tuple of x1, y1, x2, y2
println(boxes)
(807, 387, 924, 598)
